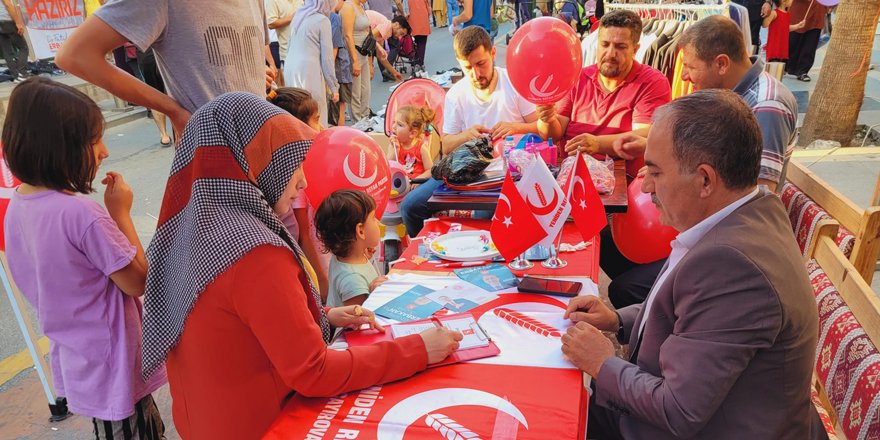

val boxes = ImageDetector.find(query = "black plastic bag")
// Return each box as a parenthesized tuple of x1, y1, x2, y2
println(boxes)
(431, 137, 494, 184)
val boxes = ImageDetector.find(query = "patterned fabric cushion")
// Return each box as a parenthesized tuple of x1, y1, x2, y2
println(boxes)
(812, 386, 842, 440)
(808, 260, 880, 440)
(781, 183, 856, 258)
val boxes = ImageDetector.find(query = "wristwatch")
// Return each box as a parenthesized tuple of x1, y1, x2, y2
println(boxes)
(615, 311, 625, 342)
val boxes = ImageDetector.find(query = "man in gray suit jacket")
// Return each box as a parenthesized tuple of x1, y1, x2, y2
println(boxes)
(561, 89, 820, 439)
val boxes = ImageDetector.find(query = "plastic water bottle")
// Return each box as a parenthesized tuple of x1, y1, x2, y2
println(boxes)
(503, 136, 516, 159)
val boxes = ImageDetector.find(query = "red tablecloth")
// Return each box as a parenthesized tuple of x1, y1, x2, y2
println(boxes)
(263, 363, 587, 439)
(393, 217, 600, 281)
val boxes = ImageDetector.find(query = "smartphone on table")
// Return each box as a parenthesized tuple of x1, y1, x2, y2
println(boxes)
(517, 276, 583, 297)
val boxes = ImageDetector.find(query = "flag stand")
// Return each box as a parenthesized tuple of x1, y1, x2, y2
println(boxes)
(508, 253, 534, 270)
(541, 230, 567, 269)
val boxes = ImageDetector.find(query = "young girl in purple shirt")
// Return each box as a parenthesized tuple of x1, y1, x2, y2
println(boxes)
(2, 78, 166, 439)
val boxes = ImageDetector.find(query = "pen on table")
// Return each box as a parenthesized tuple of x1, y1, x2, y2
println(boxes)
(435, 260, 491, 268)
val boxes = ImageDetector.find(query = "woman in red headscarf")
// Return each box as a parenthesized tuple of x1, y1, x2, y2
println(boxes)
(140, 93, 461, 440)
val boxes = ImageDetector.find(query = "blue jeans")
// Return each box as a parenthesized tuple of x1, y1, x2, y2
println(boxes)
(446, 0, 459, 26)
(515, 0, 531, 28)
(401, 177, 445, 237)
(400, 177, 496, 238)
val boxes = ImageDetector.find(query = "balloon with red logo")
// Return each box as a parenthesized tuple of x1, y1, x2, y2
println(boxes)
(303, 127, 391, 219)
(610, 176, 677, 264)
(506, 17, 582, 105)
(0, 148, 20, 251)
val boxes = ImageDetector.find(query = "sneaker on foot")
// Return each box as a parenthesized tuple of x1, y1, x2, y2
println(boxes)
(797, 73, 811, 82)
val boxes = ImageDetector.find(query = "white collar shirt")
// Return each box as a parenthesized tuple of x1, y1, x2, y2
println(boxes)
(636, 187, 760, 339)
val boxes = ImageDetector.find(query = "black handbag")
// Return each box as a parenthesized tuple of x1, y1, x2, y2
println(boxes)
(356, 31, 377, 57)
(431, 137, 494, 184)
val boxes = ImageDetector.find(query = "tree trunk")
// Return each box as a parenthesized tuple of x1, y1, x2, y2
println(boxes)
(800, 2, 880, 146)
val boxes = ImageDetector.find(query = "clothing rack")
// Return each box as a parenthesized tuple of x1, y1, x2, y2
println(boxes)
(605, 1, 730, 17)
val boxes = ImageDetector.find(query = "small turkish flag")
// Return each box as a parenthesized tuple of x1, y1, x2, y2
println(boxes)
(564, 154, 607, 242)
(490, 172, 547, 261)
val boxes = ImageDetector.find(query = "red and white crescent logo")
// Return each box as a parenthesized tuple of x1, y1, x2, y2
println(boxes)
(376, 388, 529, 440)
(343, 149, 378, 188)
(527, 183, 559, 216)
(572, 176, 587, 210)
(494, 194, 514, 228)
(528, 75, 559, 99)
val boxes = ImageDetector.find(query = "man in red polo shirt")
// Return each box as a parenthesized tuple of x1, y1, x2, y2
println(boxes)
(537, 10, 671, 308)
(536, 9, 670, 175)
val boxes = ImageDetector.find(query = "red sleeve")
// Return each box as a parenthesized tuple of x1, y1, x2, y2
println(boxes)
(231, 245, 428, 397)
(556, 70, 588, 119)
(632, 72, 672, 125)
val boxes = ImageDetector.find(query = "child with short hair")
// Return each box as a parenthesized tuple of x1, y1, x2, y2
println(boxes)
(2, 77, 166, 439)
(315, 189, 387, 307)
(268, 87, 331, 299)
(390, 105, 436, 180)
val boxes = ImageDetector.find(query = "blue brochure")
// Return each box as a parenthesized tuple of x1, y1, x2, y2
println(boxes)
(374, 285, 443, 322)
(453, 263, 519, 291)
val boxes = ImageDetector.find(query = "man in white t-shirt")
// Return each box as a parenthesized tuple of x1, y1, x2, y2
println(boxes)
(400, 25, 538, 236)
(267, 0, 302, 69)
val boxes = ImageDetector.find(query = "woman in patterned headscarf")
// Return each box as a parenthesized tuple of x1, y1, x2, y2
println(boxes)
(141, 93, 460, 440)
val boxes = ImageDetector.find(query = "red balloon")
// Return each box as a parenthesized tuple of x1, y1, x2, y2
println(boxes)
(506, 17, 583, 105)
(303, 127, 391, 219)
(384, 78, 446, 137)
(0, 150, 20, 251)
(611, 176, 677, 264)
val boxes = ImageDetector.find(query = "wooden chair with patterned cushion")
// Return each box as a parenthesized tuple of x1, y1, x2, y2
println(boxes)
(807, 227, 880, 439)
(787, 160, 880, 284)
(780, 182, 848, 262)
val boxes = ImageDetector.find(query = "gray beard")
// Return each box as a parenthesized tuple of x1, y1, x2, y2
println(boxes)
(599, 63, 620, 78)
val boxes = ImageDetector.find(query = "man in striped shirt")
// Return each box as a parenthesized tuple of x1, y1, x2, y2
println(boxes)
(678, 15, 798, 192)
(605, 15, 798, 310)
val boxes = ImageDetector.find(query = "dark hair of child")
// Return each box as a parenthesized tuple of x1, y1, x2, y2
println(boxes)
(269, 87, 319, 125)
(315, 189, 377, 258)
(2, 77, 104, 194)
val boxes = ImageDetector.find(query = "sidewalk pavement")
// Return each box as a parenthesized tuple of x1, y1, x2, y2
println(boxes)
(1, 21, 879, 440)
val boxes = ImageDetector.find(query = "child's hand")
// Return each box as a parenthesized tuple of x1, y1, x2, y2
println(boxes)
(369, 275, 388, 292)
(328, 305, 384, 331)
(102, 172, 133, 219)
(794, 20, 806, 30)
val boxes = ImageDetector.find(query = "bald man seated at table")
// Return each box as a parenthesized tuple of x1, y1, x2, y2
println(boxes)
(399, 25, 539, 237)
